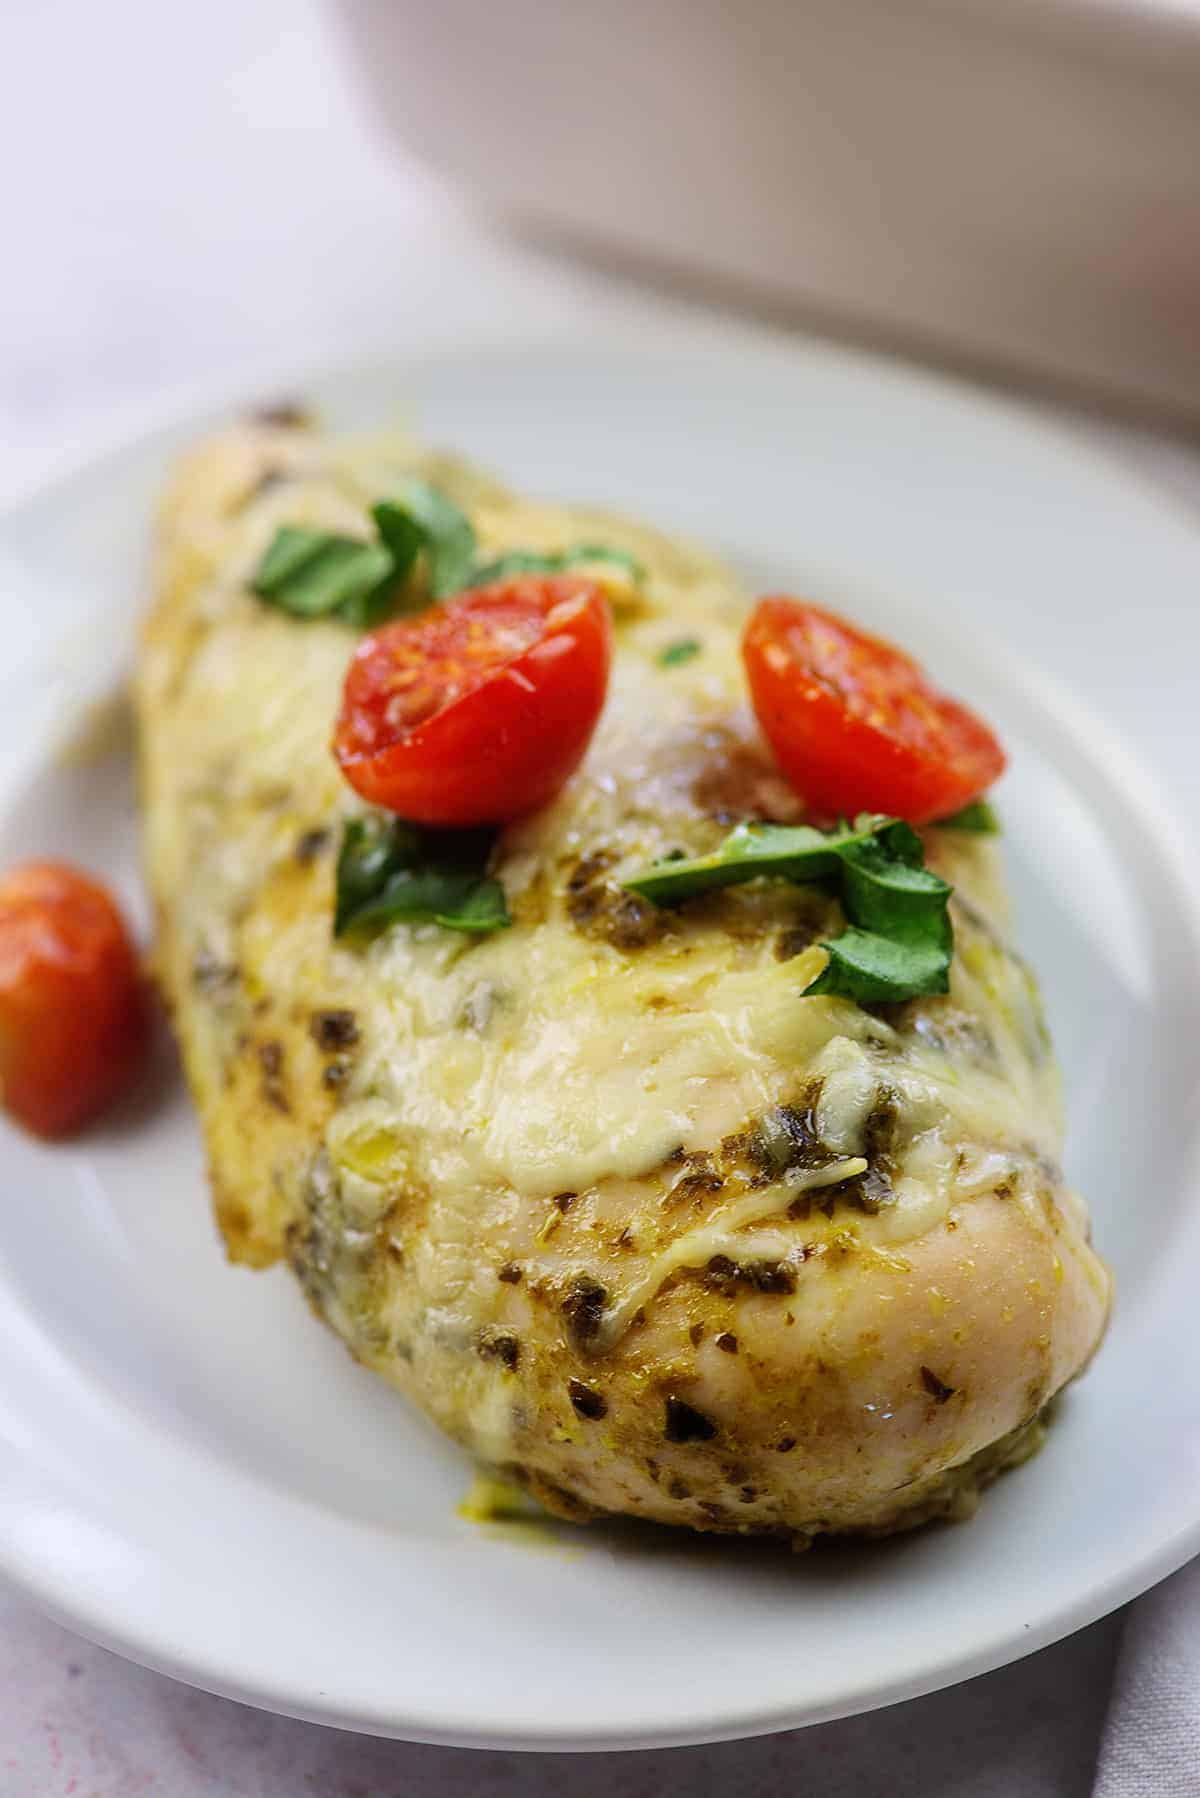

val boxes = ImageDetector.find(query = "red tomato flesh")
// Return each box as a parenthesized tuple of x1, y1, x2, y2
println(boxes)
(742, 598, 1006, 825)
(0, 861, 147, 1138)
(334, 576, 613, 825)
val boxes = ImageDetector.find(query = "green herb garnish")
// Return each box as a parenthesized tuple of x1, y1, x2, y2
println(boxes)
(623, 815, 895, 905)
(249, 480, 476, 623)
(399, 481, 478, 599)
(370, 500, 425, 585)
(251, 481, 640, 627)
(471, 544, 644, 587)
(837, 831, 952, 945)
(937, 798, 999, 833)
(335, 814, 510, 939)
(802, 929, 951, 1004)
(658, 637, 701, 668)
(250, 526, 397, 625)
(624, 814, 952, 1003)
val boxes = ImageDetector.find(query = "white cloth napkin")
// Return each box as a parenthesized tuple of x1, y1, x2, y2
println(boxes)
(1093, 1558, 1200, 1797)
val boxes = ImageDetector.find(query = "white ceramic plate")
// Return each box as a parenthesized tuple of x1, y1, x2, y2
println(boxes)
(1, 331, 1199, 1751)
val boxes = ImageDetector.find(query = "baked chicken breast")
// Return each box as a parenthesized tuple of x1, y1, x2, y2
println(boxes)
(137, 419, 1110, 1542)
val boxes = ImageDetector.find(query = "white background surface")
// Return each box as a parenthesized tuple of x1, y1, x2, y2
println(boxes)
(1, 2, 1198, 1793)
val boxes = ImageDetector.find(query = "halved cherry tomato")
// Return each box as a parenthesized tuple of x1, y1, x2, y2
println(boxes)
(0, 861, 147, 1139)
(333, 576, 613, 825)
(742, 598, 1006, 825)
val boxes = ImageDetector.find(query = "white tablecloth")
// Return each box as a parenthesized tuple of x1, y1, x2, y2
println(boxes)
(0, 1586, 1125, 1798)
(2, 4, 1198, 1791)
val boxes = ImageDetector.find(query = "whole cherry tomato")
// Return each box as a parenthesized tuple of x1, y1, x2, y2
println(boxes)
(0, 861, 147, 1138)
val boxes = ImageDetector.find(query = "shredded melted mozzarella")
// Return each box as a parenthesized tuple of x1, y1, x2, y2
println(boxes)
(153, 434, 1070, 1372)
(580, 1157, 868, 1351)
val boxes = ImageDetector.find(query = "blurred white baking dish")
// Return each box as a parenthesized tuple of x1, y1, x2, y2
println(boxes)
(334, 0, 1200, 420)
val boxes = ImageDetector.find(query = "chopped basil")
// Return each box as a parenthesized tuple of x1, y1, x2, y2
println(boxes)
(571, 544, 643, 581)
(838, 837, 952, 947)
(938, 798, 1000, 833)
(250, 527, 396, 623)
(248, 480, 475, 623)
(250, 480, 639, 627)
(623, 814, 952, 1003)
(400, 481, 478, 599)
(334, 816, 419, 933)
(349, 867, 510, 936)
(370, 500, 425, 585)
(623, 815, 894, 905)
(802, 929, 952, 1004)
(335, 814, 509, 939)
(468, 551, 552, 583)
(658, 637, 701, 668)
(470, 543, 644, 587)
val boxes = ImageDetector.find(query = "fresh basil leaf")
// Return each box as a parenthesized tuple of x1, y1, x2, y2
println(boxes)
(469, 543, 645, 588)
(251, 528, 394, 621)
(815, 838, 954, 1000)
(659, 637, 701, 668)
(402, 481, 477, 599)
(336, 582, 400, 631)
(250, 492, 464, 624)
(624, 810, 954, 1005)
(467, 550, 552, 584)
(334, 815, 423, 933)
(563, 544, 644, 582)
(330, 502, 431, 626)
(873, 819, 925, 865)
(938, 798, 1000, 833)
(347, 868, 510, 936)
(623, 815, 891, 905)
(334, 814, 509, 939)
(253, 482, 642, 626)
(252, 526, 335, 598)
(803, 929, 951, 1003)
(838, 839, 952, 948)
(370, 501, 425, 584)
(446, 879, 511, 931)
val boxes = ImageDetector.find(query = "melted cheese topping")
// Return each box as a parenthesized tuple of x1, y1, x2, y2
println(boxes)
(581, 1157, 868, 1351)
(144, 427, 1068, 1321)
